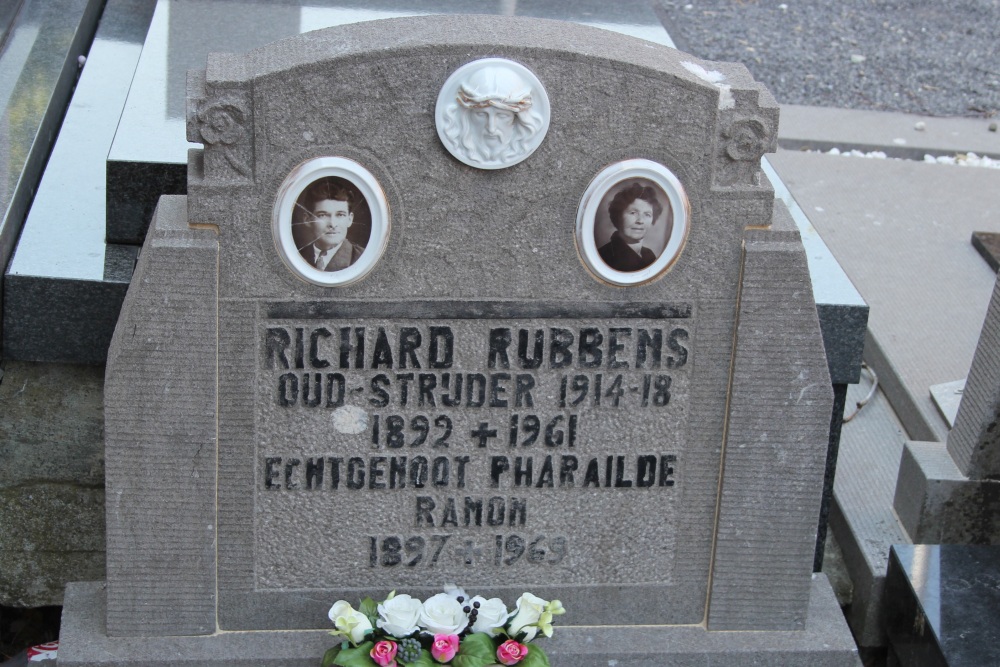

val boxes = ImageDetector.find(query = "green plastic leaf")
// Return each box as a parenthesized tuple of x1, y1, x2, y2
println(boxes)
(360, 597, 380, 625)
(453, 633, 495, 667)
(401, 648, 436, 667)
(520, 644, 551, 667)
(321, 646, 342, 667)
(333, 641, 377, 667)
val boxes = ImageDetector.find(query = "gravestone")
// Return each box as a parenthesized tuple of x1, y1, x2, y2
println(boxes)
(57, 15, 859, 666)
(894, 269, 1000, 543)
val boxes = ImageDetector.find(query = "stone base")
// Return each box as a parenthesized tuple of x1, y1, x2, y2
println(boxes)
(57, 577, 860, 667)
(893, 441, 1000, 544)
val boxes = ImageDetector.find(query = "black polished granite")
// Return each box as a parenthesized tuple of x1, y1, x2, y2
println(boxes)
(885, 544, 1000, 667)
(2, 0, 157, 362)
(0, 0, 104, 309)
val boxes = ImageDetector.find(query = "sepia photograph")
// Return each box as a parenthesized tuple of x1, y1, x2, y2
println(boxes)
(593, 179, 673, 273)
(292, 176, 371, 272)
(272, 156, 390, 287)
(576, 159, 690, 287)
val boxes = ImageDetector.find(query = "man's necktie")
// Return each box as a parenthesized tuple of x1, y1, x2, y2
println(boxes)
(315, 249, 331, 270)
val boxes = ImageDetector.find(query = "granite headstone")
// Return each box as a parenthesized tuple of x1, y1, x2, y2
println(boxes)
(57, 16, 859, 666)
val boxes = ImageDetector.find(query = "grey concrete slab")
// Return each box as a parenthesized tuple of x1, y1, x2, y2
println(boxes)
(830, 380, 911, 648)
(768, 148, 1000, 443)
(778, 104, 1000, 160)
(0, 0, 104, 339)
(2, 0, 158, 363)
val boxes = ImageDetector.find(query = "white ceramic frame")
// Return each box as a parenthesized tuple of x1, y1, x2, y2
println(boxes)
(272, 157, 389, 287)
(435, 57, 550, 170)
(576, 159, 691, 287)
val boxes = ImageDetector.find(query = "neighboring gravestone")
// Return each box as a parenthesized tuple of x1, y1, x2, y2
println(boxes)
(894, 269, 1000, 543)
(57, 16, 859, 666)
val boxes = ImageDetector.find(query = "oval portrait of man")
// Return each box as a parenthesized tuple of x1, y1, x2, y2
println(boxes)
(576, 159, 690, 287)
(292, 177, 371, 272)
(272, 156, 390, 287)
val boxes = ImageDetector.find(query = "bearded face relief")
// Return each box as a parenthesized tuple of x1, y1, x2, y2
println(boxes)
(436, 58, 551, 170)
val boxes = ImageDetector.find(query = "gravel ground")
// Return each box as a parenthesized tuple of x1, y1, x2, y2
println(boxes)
(657, 0, 1000, 118)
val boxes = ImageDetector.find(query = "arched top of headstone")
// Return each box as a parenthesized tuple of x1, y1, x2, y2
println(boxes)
(183, 13, 779, 302)
(186, 15, 777, 189)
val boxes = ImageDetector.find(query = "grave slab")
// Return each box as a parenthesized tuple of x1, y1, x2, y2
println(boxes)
(885, 544, 1000, 667)
(778, 104, 1000, 161)
(2, 0, 157, 363)
(830, 380, 911, 648)
(58, 14, 854, 666)
(767, 149, 1000, 443)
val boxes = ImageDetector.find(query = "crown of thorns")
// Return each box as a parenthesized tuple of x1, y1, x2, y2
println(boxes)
(456, 88, 533, 113)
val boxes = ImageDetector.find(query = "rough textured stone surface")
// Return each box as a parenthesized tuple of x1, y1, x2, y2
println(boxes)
(0, 485, 105, 608)
(708, 203, 832, 630)
(0, 361, 105, 606)
(894, 440, 1000, 544)
(103, 196, 218, 636)
(947, 271, 1000, 479)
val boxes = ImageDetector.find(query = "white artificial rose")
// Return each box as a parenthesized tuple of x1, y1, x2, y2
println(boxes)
(419, 592, 470, 635)
(377, 593, 423, 637)
(506, 592, 548, 642)
(470, 596, 509, 637)
(328, 600, 373, 645)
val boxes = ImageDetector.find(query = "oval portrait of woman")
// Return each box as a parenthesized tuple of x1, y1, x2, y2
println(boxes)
(272, 157, 389, 287)
(576, 159, 690, 287)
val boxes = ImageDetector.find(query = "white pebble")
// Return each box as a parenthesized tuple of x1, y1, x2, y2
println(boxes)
(850, 54, 866, 64)
(812, 149, 1000, 169)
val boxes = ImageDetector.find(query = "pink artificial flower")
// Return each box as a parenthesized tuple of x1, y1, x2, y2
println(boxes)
(431, 634, 460, 663)
(496, 639, 529, 666)
(370, 640, 398, 667)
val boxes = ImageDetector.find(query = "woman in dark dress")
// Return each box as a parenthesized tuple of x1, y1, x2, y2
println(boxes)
(597, 182, 663, 272)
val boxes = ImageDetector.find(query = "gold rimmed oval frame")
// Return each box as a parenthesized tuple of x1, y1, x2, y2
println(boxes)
(576, 159, 690, 287)
(272, 156, 390, 287)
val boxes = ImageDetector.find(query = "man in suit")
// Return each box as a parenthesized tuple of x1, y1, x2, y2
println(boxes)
(298, 181, 365, 271)
(597, 182, 663, 272)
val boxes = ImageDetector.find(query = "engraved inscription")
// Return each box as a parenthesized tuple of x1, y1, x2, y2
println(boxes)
(254, 318, 690, 588)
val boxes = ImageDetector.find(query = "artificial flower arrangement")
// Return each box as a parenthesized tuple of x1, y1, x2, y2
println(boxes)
(322, 586, 565, 667)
